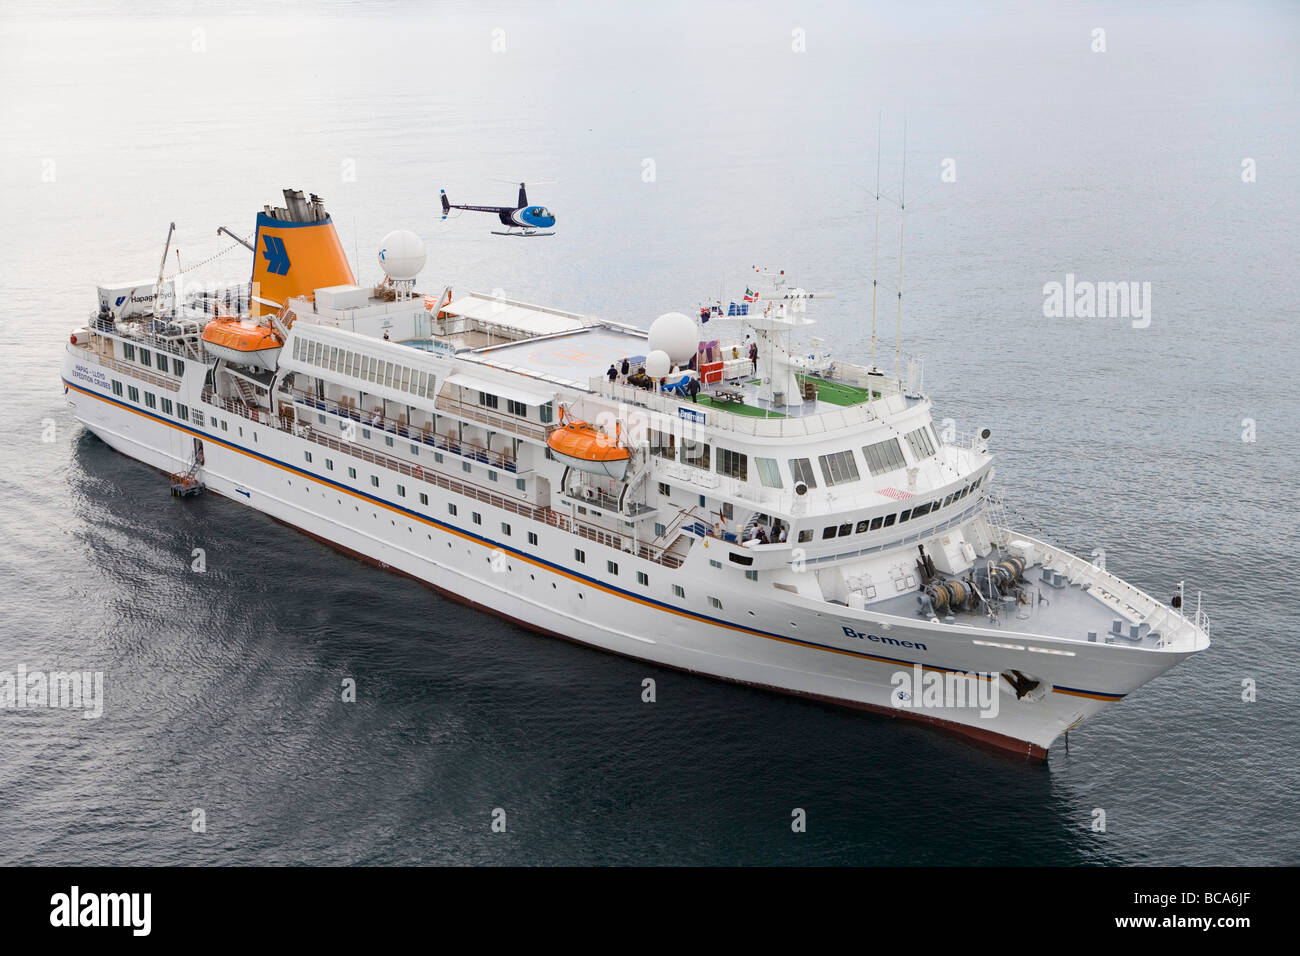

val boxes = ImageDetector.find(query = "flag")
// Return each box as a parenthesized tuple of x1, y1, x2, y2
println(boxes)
(743, 287, 757, 303)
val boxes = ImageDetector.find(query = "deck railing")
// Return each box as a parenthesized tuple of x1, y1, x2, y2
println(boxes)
(199, 388, 685, 568)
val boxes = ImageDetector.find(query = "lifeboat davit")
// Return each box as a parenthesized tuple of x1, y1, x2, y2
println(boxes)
(547, 411, 630, 481)
(201, 318, 283, 371)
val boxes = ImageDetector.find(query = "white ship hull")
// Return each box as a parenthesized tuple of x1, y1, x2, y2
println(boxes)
(62, 354, 1200, 759)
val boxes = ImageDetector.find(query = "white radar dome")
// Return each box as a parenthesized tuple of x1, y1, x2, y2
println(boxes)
(648, 311, 697, 363)
(377, 230, 427, 281)
(644, 350, 671, 378)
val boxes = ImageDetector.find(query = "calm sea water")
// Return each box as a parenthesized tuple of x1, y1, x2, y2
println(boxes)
(1, 0, 1297, 865)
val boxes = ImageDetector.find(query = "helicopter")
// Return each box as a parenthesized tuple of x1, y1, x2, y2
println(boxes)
(440, 182, 556, 236)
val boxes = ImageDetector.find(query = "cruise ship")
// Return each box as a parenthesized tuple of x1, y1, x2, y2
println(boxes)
(61, 189, 1210, 760)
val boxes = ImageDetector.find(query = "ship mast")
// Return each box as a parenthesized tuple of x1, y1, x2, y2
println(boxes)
(895, 118, 906, 383)
(870, 112, 882, 375)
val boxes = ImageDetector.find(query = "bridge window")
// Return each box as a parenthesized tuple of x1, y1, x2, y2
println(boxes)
(838, 523, 852, 536)
(855, 519, 869, 533)
(716, 447, 747, 480)
(862, 438, 907, 476)
(870, 516, 884, 530)
(905, 426, 936, 459)
(754, 457, 783, 488)
(818, 450, 860, 486)
(682, 440, 710, 470)
(883, 513, 896, 526)
(822, 526, 836, 540)
(650, 429, 676, 461)
(912, 502, 932, 517)
(788, 457, 818, 488)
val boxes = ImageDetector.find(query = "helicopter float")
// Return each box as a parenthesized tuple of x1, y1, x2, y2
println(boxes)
(440, 182, 556, 237)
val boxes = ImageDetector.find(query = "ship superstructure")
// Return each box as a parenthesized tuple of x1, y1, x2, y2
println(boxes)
(62, 189, 1210, 759)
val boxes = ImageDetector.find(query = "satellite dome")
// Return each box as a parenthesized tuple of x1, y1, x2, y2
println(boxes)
(647, 312, 697, 363)
(377, 230, 427, 281)
(644, 350, 671, 378)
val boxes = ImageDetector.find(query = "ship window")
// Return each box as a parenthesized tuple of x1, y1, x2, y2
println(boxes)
(448, 504, 457, 515)
(112, 380, 123, 396)
(654, 522, 666, 536)
(173, 358, 184, 376)
(650, 429, 676, 460)
(420, 493, 428, 505)
(397, 484, 406, 497)
(516, 478, 526, 491)
(912, 502, 932, 517)
(411, 444, 420, 455)
(506, 399, 526, 417)
(716, 447, 748, 481)
(488, 471, 498, 482)
(943, 494, 953, 507)
(637, 572, 649, 586)
(127, 386, 139, 403)
(710, 559, 722, 568)
(862, 438, 907, 476)
(304, 451, 313, 463)
(472, 512, 481, 524)
(818, 450, 860, 486)
(385, 436, 394, 447)
(798, 529, 813, 543)
(883, 513, 896, 526)
(657, 482, 670, 497)
(435, 453, 444, 464)
(575, 549, 586, 563)
(178, 403, 188, 420)
(745, 570, 758, 581)
(673, 585, 685, 599)
(479, 391, 499, 409)
(681, 440, 710, 470)
(755, 457, 783, 488)
(370, 475, 379, 487)
(898, 508, 911, 522)
(161, 398, 173, 415)
(855, 520, 869, 533)
(156, 352, 167, 372)
(144, 392, 156, 409)
(325, 459, 333, 470)
(348, 467, 357, 479)
(462, 462, 472, 473)
(870, 516, 884, 530)
(501, 522, 511, 535)
(607, 561, 618, 575)
(709, 597, 723, 610)
(139, 348, 151, 365)
(384, 362, 395, 388)
(822, 526, 836, 540)
(838, 523, 852, 536)
(123, 344, 135, 361)
(528, 532, 538, 546)
(905, 426, 937, 460)
(788, 457, 818, 488)
(539, 402, 554, 424)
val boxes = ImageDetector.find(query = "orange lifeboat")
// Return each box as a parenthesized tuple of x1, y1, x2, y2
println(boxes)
(547, 410, 631, 480)
(201, 318, 283, 371)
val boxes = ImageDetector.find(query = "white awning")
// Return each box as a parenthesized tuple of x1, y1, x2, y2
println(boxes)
(443, 371, 555, 407)
(443, 293, 591, 337)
